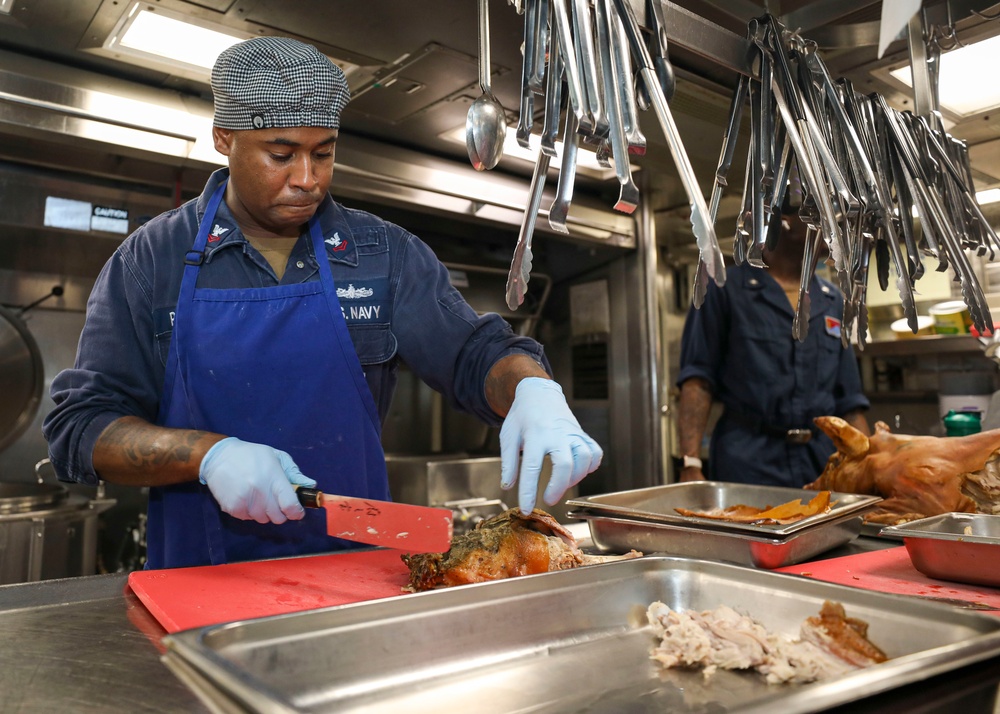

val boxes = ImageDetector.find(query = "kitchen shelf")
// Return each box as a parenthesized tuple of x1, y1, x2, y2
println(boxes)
(857, 335, 988, 358)
(866, 390, 939, 402)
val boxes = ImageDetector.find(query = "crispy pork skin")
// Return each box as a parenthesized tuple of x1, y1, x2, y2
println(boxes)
(800, 601, 887, 668)
(806, 416, 1000, 525)
(646, 600, 886, 684)
(675, 491, 833, 525)
(401, 508, 641, 591)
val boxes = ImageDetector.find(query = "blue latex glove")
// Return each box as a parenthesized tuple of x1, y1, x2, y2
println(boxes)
(199, 437, 317, 524)
(499, 377, 603, 514)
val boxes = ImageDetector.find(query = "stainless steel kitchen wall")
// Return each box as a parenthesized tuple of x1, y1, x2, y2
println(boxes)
(0, 47, 657, 560)
(0, 158, 655, 522)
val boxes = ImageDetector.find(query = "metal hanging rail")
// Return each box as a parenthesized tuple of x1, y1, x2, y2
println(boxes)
(647, 1, 754, 76)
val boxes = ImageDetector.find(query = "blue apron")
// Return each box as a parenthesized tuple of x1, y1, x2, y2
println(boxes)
(147, 181, 390, 569)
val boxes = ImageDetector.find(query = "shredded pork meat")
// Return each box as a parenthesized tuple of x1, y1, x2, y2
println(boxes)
(646, 600, 886, 684)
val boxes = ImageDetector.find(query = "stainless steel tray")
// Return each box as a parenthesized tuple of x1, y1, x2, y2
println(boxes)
(565, 482, 881, 537)
(860, 522, 896, 539)
(571, 509, 862, 568)
(163, 556, 1000, 714)
(882, 513, 1000, 587)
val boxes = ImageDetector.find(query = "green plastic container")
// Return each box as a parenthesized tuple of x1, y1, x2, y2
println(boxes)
(943, 409, 982, 436)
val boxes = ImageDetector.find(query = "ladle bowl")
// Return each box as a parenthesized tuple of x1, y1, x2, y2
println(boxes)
(466, 93, 507, 171)
(466, 0, 506, 171)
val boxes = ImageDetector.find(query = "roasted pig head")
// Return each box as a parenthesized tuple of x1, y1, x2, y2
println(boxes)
(401, 508, 641, 592)
(805, 416, 1000, 525)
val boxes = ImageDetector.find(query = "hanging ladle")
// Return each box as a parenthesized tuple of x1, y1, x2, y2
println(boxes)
(466, 0, 508, 170)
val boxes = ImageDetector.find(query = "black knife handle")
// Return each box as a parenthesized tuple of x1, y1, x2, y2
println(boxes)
(295, 486, 323, 509)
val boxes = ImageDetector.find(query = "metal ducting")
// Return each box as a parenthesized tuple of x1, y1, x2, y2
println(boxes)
(0, 48, 635, 249)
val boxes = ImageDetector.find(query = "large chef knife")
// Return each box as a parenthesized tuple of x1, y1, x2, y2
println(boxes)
(296, 487, 454, 553)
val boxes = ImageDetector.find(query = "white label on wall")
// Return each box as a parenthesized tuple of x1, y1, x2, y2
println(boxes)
(91, 205, 129, 235)
(44, 196, 92, 232)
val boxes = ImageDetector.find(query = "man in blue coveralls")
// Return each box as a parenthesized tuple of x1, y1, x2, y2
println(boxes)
(42, 37, 602, 569)
(674, 200, 871, 488)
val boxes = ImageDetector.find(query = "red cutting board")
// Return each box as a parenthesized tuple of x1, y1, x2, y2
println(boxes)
(775, 546, 1000, 612)
(127, 548, 411, 633)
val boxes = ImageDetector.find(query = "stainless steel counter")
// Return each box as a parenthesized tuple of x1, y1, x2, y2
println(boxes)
(1, 538, 998, 713)
(0, 573, 207, 713)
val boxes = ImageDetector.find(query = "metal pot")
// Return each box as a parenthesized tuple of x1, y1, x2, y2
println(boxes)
(0, 460, 116, 584)
(0, 304, 43, 454)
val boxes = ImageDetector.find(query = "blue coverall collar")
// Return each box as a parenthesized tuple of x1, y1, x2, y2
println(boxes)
(193, 167, 360, 269)
(741, 264, 836, 321)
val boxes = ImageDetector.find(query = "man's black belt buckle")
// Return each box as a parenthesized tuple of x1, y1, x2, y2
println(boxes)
(785, 428, 812, 444)
(728, 408, 815, 444)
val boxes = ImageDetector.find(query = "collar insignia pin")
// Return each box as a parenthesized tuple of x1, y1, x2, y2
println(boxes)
(326, 232, 348, 251)
(207, 224, 229, 243)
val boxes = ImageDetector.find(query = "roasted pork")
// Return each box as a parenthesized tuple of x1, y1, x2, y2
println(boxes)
(402, 508, 641, 591)
(807, 416, 1000, 525)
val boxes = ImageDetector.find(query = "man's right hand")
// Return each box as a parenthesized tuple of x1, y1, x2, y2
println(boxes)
(199, 437, 317, 523)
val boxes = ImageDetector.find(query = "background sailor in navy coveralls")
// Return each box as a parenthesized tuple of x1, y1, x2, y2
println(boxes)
(675, 205, 871, 488)
(42, 37, 602, 569)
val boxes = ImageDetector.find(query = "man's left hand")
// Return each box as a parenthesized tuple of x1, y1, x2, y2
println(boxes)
(499, 377, 603, 513)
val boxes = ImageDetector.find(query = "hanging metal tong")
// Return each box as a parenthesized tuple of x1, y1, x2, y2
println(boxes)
(693, 71, 747, 307)
(611, 0, 725, 286)
(506, 151, 551, 310)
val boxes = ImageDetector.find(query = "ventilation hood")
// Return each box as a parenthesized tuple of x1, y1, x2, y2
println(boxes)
(0, 48, 634, 249)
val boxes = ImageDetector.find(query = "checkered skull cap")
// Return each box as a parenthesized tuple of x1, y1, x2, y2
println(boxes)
(211, 36, 350, 131)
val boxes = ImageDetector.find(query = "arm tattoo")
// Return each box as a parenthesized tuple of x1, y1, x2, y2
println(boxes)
(112, 427, 206, 468)
(95, 417, 221, 484)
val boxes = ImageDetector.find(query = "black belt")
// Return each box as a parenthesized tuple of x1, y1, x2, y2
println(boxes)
(725, 408, 816, 444)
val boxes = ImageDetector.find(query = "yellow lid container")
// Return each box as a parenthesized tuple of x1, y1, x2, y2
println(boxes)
(928, 301, 972, 335)
(891, 315, 935, 339)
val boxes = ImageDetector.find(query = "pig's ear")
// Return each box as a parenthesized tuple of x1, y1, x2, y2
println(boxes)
(815, 416, 870, 458)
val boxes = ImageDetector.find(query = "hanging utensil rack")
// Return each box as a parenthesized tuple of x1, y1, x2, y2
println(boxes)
(492, 1, 998, 349)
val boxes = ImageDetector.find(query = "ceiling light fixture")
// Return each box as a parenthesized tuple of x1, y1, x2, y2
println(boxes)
(101, 2, 360, 84)
(0, 0, 13, 15)
(889, 33, 1000, 117)
(977, 187, 1000, 205)
(104, 2, 249, 77)
(441, 125, 634, 181)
